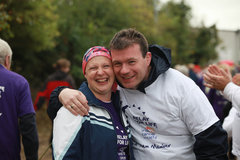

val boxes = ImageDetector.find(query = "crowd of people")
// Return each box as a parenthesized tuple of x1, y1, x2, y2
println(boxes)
(0, 28, 240, 160)
(175, 61, 240, 159)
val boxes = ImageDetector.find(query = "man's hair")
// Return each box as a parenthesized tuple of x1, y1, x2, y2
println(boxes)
(109, 28, 149, 57)
(0, 38, 12, 65)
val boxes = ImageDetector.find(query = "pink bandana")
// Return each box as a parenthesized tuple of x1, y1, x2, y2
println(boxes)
(82, 46, 111, 74)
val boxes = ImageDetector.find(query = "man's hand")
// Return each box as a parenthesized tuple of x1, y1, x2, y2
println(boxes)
(203, 64, 232, 91)
(59, 88, 89, 116)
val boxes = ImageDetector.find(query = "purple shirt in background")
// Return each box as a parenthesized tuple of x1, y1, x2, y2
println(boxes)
(207, 88, 229, 123)
(0, 64, 35, 160)
(100, 101, 129, 160)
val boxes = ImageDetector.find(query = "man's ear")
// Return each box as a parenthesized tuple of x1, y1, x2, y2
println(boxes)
(4, 55, 11, 70)
(146, 52, 152, 66)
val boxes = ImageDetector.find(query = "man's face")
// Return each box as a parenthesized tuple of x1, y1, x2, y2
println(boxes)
(111, 44, 151, 89)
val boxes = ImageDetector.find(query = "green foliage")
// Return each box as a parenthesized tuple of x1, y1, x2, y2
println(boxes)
(0, 0, 59, 87)
(0, 0, 220, 88)
(192, 25, 219, 66)
(156, 0, 194, 65)
(0, 3, 12, 38)
(154, 0, 219, 67)
(53, 0, 155, 86)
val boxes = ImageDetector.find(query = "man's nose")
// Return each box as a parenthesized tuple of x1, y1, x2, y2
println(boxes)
(120, 64, 130, 74)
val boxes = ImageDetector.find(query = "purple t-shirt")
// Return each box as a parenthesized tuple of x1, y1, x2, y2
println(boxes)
(100, 101, 129, 160)
(0, 65, 35, 160)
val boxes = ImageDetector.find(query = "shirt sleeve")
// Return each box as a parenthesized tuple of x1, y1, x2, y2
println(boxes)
(222, 107, 237, 137)
(223, 82, 240, 111)
(181, 80, 228, 159)
(53, 107, 83, 159)
(181, 85, 219, 135)
(47, 86, 69, 120)
(19, 113, 39, 160)
(17, 78, 35, 117)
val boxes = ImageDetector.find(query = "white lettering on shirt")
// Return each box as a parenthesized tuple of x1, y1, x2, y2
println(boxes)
(0, 86, 5, 98)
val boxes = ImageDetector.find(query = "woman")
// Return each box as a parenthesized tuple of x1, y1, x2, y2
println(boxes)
(52, 46, 134, 160)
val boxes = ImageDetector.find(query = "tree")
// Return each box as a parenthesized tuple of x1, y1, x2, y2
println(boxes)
(0, 3, 12, 38)
(0, 0, 59, 87)
(157, 0, 194, 65)
(192, 25, 219, 66)
(54, 0, 154, 86)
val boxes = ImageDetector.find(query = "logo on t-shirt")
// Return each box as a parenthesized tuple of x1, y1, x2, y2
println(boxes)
(0, 86, 5, 99)
(123, 103, 158, 140)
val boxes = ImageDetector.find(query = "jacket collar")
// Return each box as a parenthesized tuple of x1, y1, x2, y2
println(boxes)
(79, 81, 120, 107)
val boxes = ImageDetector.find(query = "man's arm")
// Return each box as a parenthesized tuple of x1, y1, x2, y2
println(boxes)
(223, 82, 240, 110)
(47, 86, 89, 120)
(47, 86, 68, 120)
(19, 113, 39, 160)
(194, 121, 228, 160)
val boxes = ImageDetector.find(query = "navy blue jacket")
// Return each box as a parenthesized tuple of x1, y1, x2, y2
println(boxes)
(51, 82, 135, 160)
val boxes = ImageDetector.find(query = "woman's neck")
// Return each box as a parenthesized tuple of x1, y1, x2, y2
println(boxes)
(93, 92, 111, 103)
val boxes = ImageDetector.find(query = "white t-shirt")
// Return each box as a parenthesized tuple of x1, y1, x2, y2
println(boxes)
(119, 68, 219, 160)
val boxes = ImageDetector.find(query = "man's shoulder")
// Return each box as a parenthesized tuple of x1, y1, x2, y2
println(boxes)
(1, 69, 29, 86)
(163, 68, 195, 83)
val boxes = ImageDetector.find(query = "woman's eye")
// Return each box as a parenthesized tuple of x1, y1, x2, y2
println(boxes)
(90, 67, 97, 70)
(104, 65, 110, 68)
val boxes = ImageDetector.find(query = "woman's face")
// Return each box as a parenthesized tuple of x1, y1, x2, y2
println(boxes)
(84, 56, 115, 98)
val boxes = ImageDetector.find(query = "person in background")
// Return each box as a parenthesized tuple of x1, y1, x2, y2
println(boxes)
(187, 63, 200, 84)
(204, 65, 240, 160)
(0, 38, 39, 160)
(52, 46, 134, 160)
(174, 64, 189, 76)
(49, 28, 228, 160)
(34, 58, 76, 110)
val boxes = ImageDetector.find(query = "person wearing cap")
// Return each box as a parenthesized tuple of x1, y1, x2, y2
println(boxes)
(52, 46, 135, 160)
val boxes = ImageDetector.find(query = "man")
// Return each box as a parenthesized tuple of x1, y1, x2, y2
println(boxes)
(0, 38, 39, 160)
(204, 64, 240, 159)
(48, 29, 228, 159)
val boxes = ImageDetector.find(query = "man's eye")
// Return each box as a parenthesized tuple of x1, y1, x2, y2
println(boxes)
(129, 61, 136, 64)
(113, 63, 121, 67)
